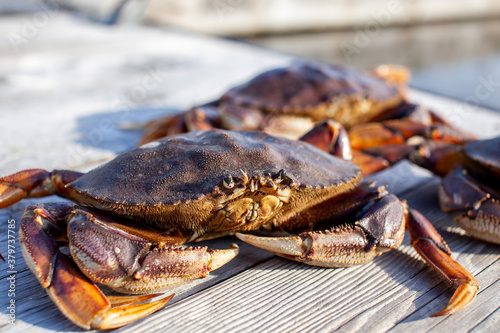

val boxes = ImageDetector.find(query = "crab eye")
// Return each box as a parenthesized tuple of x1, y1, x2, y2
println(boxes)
(276, 169, 287, 183)
(223, 175, 235, 189)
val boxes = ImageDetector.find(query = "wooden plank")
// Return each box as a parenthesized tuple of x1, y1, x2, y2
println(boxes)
(1, 12, 499, 333)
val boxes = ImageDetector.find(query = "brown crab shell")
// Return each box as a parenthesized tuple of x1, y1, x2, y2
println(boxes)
(67, 130, 361, 235)
(220, 62, 403, 127)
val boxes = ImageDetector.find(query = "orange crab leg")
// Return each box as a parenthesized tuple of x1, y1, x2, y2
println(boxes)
(370, 64, 411, 88)
(0, 169, 50, 208)
(349, 122, 407, 150)
(139, 113, 187, 146)
(299, 120, 353, 160)
(299, 120, 416, 176)
(351, 151, 390, 175)
(348, 99, 473, 152)
(49, 252, 172, 330)
(0, 169, 83, 209)
(139, 102, 222, 145)
(407, 209, 479, 316)
(351, 144, 417, 176)
(349, 132, 469, 177)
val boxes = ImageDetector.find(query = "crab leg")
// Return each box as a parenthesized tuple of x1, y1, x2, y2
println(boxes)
(19, 203, 238, 329)
(67, 207, 238, 294)
(236, 191, 407, 267)
(406, 208, 479, 316)
(350, 137, 467, 177)
(0, 169, 83, 208)
(299, 120, 352, 160)
(48, 252, 172, 330)
(139, 113, 187, 145)
(19, 203, 172, 329)
(370, 64, 411, 88)
(295, 110, 471, 176)
(348, 102, 473, 151)
(139, 102, 221, 145)
(352, 144, 416, 175)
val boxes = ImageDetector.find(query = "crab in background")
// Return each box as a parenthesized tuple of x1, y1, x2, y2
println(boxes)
(138, 61, 411, 143)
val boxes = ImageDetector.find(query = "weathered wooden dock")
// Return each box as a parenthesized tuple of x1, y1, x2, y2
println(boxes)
(0, 14, 499, 333)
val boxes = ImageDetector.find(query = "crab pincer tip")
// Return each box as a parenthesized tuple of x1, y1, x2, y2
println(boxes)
(430, 282, 478, 317)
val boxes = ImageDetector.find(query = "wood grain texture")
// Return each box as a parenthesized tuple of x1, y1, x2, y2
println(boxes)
(0, 13, 499, 333)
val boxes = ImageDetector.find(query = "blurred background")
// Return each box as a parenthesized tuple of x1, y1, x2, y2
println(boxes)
(1, 0, 499, 110)
(4, 0, 500, 104)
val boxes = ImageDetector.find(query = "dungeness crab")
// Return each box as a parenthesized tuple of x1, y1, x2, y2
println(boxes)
(0, 128, 478, 329)
(139, 61, 410, 144)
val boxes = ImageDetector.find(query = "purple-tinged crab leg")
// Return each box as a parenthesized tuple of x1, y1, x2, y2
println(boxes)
(236, 192, 407, 267)
(19, 203, 172, 329)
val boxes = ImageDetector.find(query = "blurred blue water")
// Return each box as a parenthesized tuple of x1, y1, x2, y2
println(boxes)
(411, 56, 500, 112)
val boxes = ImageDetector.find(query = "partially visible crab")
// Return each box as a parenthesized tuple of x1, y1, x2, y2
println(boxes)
(414, 137, 500, 244)
(139, 61, 409, 144)
(0, 129, 478, 329)
(344, 112, 500, 244)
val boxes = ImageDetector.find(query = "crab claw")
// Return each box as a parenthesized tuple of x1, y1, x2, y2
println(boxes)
(407, 209, 479, 316)
(299, 120, 352, 161)
(439, 169, 500, 244)
(19, 204, 173, 329)
(236, 228, 385, 267)
(49, 253, 173, 330)
(236, 193, 407, 267)
(66, 207, 239, 294)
